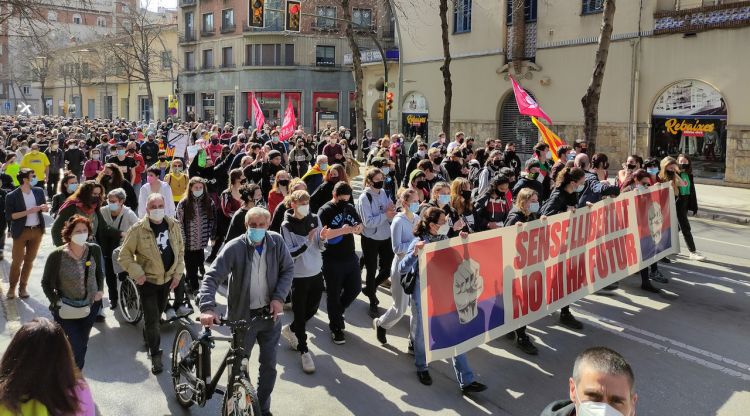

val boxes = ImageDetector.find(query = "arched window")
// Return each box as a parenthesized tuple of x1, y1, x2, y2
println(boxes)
(498, 91, 537, 157)
(97, 16, 107, 27)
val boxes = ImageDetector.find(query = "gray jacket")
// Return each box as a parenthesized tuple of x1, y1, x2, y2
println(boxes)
(356, 187, 392, 240)
(280, 212, 325, 278)
(198, 231, 294, 321)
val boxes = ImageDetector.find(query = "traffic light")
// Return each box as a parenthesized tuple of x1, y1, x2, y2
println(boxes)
(386, 92, 394, 112)
(376, 101, 385, 119)
(250, 0, 265, 28)
(285, 1, 301, 32)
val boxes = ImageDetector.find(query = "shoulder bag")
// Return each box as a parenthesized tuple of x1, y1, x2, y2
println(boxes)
(56, 248, 93, 320)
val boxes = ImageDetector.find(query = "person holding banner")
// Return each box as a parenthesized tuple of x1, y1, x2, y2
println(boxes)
(540, 167, 587, 330)
(418, 181, 465, 237)
(399, 207, 487, 393)
(660, 156, 705, 262)
(624, 169, 666, 292)
(575, 153, 620, 208)
(473, 175, 513, 231)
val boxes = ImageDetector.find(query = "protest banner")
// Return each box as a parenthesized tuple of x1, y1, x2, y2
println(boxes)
(418, 183, 679, 363)
(166, 129, 189, 160)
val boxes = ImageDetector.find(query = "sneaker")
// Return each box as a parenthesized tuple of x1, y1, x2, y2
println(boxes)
(151, 351, 164, 375)
(176, 305, 193, 317)
(650, 270, 669, 284)
(417, 370, 433, 385)
(282, 325, 299, 350)
(164, 308, 177, 321)
(300, 352, 315, 374)
(109, 300, 118, 310)
(461, 381, 488, 394)
(373, 318, 387, 344)
(641, 283, 661, 294)
(689, 251, 706, 261)
(331, 330, 346, 345)
(368, 303, 379, 319)
(516, 336, 539, 355)
(559, 311, 583, 330)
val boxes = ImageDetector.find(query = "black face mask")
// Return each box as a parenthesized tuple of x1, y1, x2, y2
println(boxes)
(415, 181, 427, 189)
(492, 160, 503, 168)
(434, 157, 444, 165)
(159, 157, 166, 162)
(211, 139, 219, 145)
(278, 179, 290, 187)
(627, 164, 637, 170)
(372, 181, 384, 189)
(679, 163, 690, 171)
(461, 190, 472, 201)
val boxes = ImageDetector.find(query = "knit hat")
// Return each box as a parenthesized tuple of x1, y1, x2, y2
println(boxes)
(409, 169, 426, 184)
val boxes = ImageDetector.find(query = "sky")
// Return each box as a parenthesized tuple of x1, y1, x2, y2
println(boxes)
(143, 0, 177, 11)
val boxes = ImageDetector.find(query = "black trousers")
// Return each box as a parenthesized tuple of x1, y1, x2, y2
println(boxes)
(639, 263, 659, 286)
(184, 249, 205, 291)
(323, 255, 361, 332)
(138, 281, 170, 356)
(360, 236, 394, 305)
(47, 172, 60, 197)
(676, 196, 697, 252)
(290, 273, 325, 353)
(104, 255, 118, 304)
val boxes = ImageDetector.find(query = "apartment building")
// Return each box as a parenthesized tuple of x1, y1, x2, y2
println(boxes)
(363, 0, 750, 184)
(177, 0, 394, 133)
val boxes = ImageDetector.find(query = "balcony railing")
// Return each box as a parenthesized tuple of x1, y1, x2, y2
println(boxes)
(221, 23, 236, 34)
(201, 63, 214, 70)
(201, 27, 216, 37)
(179, 0, 196, 7)
(179, 31, 196, 43)
(654, 1, 750, 35)
(242, 20, 284, 33)
(312, 22, 339, 32)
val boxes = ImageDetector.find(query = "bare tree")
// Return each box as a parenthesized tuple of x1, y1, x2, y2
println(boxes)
(581, 0, 616, 153)
(340, 0, 366, 143)
(438, 0, 452, 135)
(511, 0, 526, 73)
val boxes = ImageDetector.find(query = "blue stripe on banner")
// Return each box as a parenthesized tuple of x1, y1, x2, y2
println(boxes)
(428, 296, 505, 351)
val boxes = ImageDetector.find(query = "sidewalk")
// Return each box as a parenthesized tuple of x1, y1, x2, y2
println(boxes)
(694, 183, 750, 225)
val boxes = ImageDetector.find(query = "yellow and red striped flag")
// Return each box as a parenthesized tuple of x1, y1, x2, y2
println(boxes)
(531, 116, 566, 162)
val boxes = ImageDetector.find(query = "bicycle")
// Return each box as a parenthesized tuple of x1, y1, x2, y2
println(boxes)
(171, 313, 270, 415)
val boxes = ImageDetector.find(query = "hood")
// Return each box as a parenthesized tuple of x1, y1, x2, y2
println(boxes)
(540, 400, 575, 416)
(283, 210, 317, 236)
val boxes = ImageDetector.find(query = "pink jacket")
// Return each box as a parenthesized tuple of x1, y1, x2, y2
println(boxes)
(83, 160, 103, 179)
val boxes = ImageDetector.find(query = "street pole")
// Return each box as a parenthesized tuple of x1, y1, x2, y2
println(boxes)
(367, 33, 389, 136)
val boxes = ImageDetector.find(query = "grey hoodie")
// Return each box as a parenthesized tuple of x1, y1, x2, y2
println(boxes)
(198, 232, 294, 321)
(280, 211, 326, 278)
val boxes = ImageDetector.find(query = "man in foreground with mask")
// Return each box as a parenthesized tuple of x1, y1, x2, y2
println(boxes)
(198, 206, 294, 416)
(541, 346, 638, 416)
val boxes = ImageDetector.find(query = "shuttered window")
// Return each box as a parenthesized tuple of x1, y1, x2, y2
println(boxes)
(498, 92, 538, 157)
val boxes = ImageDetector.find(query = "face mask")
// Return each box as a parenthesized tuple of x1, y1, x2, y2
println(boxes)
(417, 150, 426, 158)
(92, 153, 100, 160)
(575, 387, 626, 416)
(192, 189, 204, 198)
(567, 152, 576, 161)
(272, 136, 280, 143)
(51, 144, 58, 150)
(576, 183, 585, 193)
(545, 150, 553, 160)
(345, 132, 351, 138)
(492, 159, 503, 169)
(637, 183, 649, 191)
(30, 177, 38, 186)
(408, 202, 420, 214)
(297, 204, 310, 216)
(382, 167, 391, 175)
(117, 149, 126, 157)
(159, 157, 166, 162)
(527, 172, 539, 181)
(461, 190, 472, 201)
(108, 202, 120, 211)
(211, 139, 219, 145)
(319, 163, 328, 171)
(437, 194, 451, 206)
(437, 223, 450, 236)
(647, 167, 659, 175)
(529, 202, 540, 213)
(371, 180, 384, 190)
(70, 145, 78, 150)
(67, 183, 78, 193)
(148, 208, 165, 222)
(71, 232, 89, 246)
(278, 179, 290, 187)
(415, 181, 427, 190)
(679, 163, 689, 171)
(173, 167, 182, 173)
(247, 227, 266, 243)
(626, 164, 636, 170)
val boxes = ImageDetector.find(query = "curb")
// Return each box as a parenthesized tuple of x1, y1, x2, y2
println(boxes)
(691, 209, 750, 226)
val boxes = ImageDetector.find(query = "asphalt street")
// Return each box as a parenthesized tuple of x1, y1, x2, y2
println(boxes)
(0, 216, 748, 416)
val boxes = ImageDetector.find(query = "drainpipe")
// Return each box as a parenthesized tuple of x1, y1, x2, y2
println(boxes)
(628, 0, 644, 155)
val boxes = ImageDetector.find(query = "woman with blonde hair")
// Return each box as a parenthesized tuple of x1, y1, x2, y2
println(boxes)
(449, 177, 475, 232)
(658, 156, 705, 261)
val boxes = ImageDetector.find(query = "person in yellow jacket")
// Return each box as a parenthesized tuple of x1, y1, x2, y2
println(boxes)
(117, 193, 185, 375)
(165, 158, 188, 203)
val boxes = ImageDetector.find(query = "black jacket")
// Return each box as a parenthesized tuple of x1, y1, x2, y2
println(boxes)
(512, 177, 545, 201)
(540, 188, 578, 217)
(402, 154, 426, 184)
(504, 207, 537, 226)
(309, 181, 334, 214)
(140, 141, 159, 166)
(503, 151, 522, 177)
(5, 187, 46, 239)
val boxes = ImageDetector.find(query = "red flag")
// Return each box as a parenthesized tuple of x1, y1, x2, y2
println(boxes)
(510, 76, 553, 125)
(531, 117, 566, 162)
(279, 101, 297, 142)
(251, 93, 265, 129)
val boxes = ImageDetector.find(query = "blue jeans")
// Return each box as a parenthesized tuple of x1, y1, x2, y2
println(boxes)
(54, 300, 102, 370)
(243, 317, 281, 415)
(411, 279, 474, 387)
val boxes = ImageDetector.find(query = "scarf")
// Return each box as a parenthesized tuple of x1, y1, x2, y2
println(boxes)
(419, 232, 446, 244)
(301, 164, 328, 180)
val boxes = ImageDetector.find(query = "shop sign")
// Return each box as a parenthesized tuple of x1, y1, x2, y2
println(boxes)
(664, 118, 715, 137)
(406, 113, 427, 126)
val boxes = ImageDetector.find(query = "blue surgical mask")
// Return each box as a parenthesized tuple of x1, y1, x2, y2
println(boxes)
(30, 177, 38, 186)
(108, 202, 120, 211)
(192, 189, 204, 198)
(117, 149, 126, 157)
(576, 183, 585, 193)
(67, 183, 79, 193)
(408, 202, 420, 214)
(647, 167, 659, 175)
(437, 194, 451, 206)
(247, 227, 266, 243)
(320, 163, 328, 171)
(567, 151, 576, 161)
(272, 136, 280, 143)
(529, 202, 540, 213)
(382, 167, 391, 175)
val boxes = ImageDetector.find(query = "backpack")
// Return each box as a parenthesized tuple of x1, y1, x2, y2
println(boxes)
(400, 268, 417, 295)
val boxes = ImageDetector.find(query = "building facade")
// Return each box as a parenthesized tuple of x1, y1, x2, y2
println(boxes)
(177, 0, 394, 133)
(359, 0, 750, 184)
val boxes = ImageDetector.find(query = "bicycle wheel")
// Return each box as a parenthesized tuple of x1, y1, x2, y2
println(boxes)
(171, 328, 197, 408)
(117, 278, 143, 324)
(222, 378, 262, 416)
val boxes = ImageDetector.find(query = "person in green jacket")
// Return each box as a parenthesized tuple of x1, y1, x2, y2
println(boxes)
(3, 154, 20, 187)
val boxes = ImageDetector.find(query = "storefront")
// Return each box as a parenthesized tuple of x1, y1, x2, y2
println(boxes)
(312, 92, 339, 132)
(401, 92, 429, 140)
(650, 80, 727, 179)
(245, 91, 302, 128)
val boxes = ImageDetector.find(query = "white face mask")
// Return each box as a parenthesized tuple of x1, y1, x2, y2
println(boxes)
(297, 204, 310, 216)
(149, 208, 165, 222)
(71, 232, 89, 246)
(575, 387, 627, 416)
(437, 223, 450, 236)
(546, 150, 553, 160)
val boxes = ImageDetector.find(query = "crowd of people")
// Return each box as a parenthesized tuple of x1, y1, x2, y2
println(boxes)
(0, 114, 705, 416)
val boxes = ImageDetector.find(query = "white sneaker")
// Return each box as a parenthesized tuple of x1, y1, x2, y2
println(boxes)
(164, 308, 177, 321)
(176, 305, 193, 317)
(689, 251, 706, 261)
(282, 324, 298, 350)
(300, 351, 315, 374)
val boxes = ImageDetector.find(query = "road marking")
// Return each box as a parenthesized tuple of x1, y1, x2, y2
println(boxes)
(661, 265, 750, 288)
(577, 311, 750, 381)
(693, 236, 750, 248)
(0, 262, 22, 334)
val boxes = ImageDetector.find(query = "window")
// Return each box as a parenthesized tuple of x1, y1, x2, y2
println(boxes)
(21, 85, 30, 95)
(582, 0, 604, 14)
(261, 44, 280, 66)
(161, 51, 172, 69)
(246, 44, 291, 66)
(284, 44, 295, 65)
(185, 12, 194, 32)
(72, 14, 82, 24)
(222, 9, 234, 30)
(202, 13, 214, 32)
(453, 0, 472, 33)
(506, 0, 537, 24)
(47, 11, 57, 21)
(222, 47, 233, 67)
(352, 8, 372, 29)
(316, 45, 335, 66)
(316, 6, 336, 28)
(202, 49, 213, 69)
(185, 51, 195, 70)
(202, 93, 215, 107)
(97, 16, 107, 27)
(264, 0, 284, 31)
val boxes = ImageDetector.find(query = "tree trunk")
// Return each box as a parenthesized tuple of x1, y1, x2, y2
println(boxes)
(62, 74, 68, 116)
(511, 0, 526, 73)
(126, 76, 131, 120)
(341, 0, 366, 157)
(40, 79, 45, 115)
(581, 0, 616, 154)
(145, 79, 153, 122)
(439, 0, 452, 135)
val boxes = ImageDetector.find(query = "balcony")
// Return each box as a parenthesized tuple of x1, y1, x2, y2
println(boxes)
(201, 27, 216, 37)
(353, 23, 376, 34)
(179, 31, 197, 43)
(654, 1, 750, 35)
(179, 0, 196, 7)
(221, 23, 236, 34)
(242, 20, 284, 33)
